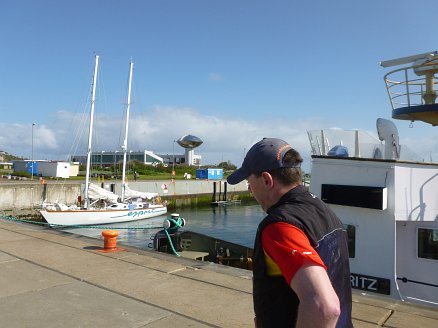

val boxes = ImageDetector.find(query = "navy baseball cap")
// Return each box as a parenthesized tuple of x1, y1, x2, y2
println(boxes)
(227, 138, 300, 185)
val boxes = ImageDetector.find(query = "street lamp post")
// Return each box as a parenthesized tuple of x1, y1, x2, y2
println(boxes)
(172, 140, 175, 170)
(101, 150, 105, 168)
(31, 123, 36, 180)
(129, 150, 133, 177)
(172, 140, 176, 180)
(113, 150, 118, 176)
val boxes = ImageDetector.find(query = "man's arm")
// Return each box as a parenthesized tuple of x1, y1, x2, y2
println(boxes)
(290, 263, 340, 328)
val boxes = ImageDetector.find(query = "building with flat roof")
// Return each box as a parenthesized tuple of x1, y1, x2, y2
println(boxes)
(158, 150, 201, 166)
(71, 150, 202, 167)
(72, 151, 164, 167)
(12, 160, 79, 178)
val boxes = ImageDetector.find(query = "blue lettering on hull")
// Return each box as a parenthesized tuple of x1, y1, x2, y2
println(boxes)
(111, 208, 167, 219)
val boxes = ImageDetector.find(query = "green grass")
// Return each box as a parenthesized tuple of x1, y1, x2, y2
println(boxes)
(3, 159, 235, 181)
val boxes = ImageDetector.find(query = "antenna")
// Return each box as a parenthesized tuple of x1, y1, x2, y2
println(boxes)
(376, 118, 400, 160)
(380, 51, 438, 68)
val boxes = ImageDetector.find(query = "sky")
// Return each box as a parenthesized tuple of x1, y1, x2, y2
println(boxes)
(2, 0, 438, 172)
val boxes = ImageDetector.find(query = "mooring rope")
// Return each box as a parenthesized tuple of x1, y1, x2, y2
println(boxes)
(163, 216, 186, 257)
(0, 215, 163, 230)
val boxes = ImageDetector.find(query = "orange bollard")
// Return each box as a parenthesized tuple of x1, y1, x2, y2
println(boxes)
(102, 230, 119, 251)
(247, 257, 253, 271)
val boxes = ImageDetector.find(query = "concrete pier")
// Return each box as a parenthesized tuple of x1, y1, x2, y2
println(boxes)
(1, 219, 437, 327)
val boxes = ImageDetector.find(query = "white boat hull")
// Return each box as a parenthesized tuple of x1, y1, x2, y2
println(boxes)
(39, 205, 167, 226)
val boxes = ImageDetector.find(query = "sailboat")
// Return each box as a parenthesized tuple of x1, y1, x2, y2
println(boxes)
(39, 55, 167, 226)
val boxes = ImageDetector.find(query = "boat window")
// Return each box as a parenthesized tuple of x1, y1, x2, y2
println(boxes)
(418, 228, 438, 260)
(343, 224, 355, 258)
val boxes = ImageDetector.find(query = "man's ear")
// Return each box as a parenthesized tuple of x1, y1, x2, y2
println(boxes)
(261, 171, 274, 188)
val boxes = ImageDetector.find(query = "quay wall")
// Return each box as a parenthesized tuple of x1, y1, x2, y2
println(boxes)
(0, 179, 248, 215)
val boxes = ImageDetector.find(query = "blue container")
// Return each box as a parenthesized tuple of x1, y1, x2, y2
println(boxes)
(196, 168, 223, 180)
(27, 161, 38, 174)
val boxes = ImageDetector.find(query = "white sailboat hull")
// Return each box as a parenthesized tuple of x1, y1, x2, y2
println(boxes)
(40, 205, 167, 226)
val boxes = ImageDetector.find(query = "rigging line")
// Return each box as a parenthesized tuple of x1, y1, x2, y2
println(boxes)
(68, 59, 98, 161)
(92, 57, 108, 154)
(46, 61, 96, 193)
(121, 61, 136, 153)
(117, 105, 126, 151)
(129, 77, 141, 151)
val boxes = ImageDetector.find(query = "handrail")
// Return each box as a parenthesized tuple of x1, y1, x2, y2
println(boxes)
(383, 65, 438, 111)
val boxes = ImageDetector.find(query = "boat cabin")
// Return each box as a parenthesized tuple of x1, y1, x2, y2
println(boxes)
(308, 122, 438, 306)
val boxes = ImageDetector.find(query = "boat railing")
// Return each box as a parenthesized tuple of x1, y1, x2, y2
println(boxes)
(308, 128, 426, 162)
(383, 66, 438, 110)
(308, 129, 381, 158)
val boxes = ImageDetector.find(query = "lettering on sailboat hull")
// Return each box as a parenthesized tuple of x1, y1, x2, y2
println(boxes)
(128, 209, 167, 218)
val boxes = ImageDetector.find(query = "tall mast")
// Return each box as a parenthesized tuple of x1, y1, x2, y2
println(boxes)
(121, 61, 134, 202)
(84, 54, 99, 208)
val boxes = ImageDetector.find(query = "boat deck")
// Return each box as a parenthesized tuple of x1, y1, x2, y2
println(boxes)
(0, 219, 437, 327)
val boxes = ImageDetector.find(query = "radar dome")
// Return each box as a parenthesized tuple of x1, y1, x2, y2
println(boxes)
(177, 135, 203, 149)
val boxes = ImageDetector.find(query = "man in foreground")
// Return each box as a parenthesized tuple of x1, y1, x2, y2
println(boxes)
(227, 138, 352, 328)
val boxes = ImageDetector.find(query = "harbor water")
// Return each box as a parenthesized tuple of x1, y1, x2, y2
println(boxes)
(62, 204, 265, 249)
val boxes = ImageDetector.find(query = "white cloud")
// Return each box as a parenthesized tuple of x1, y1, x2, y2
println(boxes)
(0, 122, 58, 159)
(3, 106, 438, 171)
(0, 106, 323, 169)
